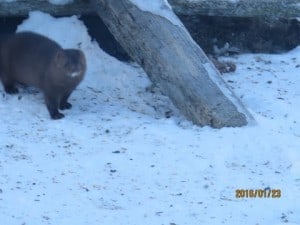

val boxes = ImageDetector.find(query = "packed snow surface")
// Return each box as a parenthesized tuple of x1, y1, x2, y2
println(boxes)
(0, 11, 299, 225)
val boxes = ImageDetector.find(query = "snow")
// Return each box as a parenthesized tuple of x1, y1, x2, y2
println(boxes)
(1, 11, 300, 225)
(129, 0, 184, 27)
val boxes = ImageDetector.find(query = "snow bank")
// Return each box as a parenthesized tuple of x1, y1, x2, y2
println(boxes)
(17, 11, 88, 49)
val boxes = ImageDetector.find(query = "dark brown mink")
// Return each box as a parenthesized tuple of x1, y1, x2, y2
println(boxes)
(0, 31, 86, 119)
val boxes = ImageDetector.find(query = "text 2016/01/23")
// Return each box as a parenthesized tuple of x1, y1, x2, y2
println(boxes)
(235, 189, 281, 198)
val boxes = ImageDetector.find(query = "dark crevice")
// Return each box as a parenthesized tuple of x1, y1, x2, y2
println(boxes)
(179, 15, 300, 55)
(80, 15, 131, 61)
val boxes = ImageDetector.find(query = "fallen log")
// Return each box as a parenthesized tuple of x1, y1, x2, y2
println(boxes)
(92, 0, 253, 128)
(0, 0, 94, 17)
(0, 0, 299, 18)
(169, 0, 300, 18)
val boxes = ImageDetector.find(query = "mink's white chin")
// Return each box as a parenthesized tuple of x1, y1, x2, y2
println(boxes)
(68, 71, 81, 78)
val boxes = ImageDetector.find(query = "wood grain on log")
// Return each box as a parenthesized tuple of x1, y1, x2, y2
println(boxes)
(92, 0, 252, 128)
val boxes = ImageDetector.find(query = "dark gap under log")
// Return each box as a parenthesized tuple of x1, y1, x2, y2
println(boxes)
(81, 15, 131, 61)
(179, 15, 300, 55)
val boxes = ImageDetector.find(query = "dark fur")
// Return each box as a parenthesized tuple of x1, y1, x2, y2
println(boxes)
(0, 32, 86, 119)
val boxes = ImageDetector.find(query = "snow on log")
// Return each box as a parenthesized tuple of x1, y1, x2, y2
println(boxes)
(92, 0, 253, 128)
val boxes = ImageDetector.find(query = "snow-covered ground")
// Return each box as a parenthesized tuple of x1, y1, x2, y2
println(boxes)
(0, 11, 299, 225)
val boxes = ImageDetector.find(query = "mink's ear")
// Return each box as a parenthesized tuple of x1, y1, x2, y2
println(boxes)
(54, 50, 67, 68)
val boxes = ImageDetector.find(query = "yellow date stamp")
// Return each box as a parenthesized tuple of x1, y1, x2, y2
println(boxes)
(235, 188, 281, 198)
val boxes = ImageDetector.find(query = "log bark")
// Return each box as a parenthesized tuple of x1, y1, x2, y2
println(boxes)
(0, 0, 299, 18)
(92, 0, 253, 128)
(169, 0, 300, 18)
(0, 0, 94, 17)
